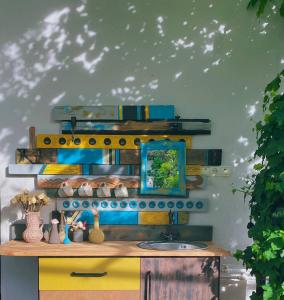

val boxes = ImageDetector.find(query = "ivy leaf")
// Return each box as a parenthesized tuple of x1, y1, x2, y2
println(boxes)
(265, 75, 281, 94)
(247, 0, 259, 9)
(262, 284, 273, 300)
(280, 1, 284, 17)
(254, 163, 264, 171)
(257, 0, 268, 16)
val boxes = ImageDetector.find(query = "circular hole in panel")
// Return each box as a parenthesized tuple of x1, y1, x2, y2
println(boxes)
(119, 138, 126, 146)
(72, 200, 80, 209)
(139, 201, 146, 209)
(44, 137, 51, 145)
(82, 201, 90, 208)
(111, 201, 118, 208)
(158, 201, 165, 209)
(167, 201, 174, 209)
(186, 201, 194, 209)
(104, 138, 111, 145)
(92, 201, 99, 208)
(101, 201, 108, 208)
(63, 200, 70, 208)
(129, 200, 137, 209)
(176, 201, 184, 209)
(196, 201, 204, 209)
(59, 137, 66, 145)
(74, 138, 81, 145)
(120, 201, 127, 208)
(134, 138, 140, 146)
(89, 138, 96, 145)
(149, 201, 156, 209)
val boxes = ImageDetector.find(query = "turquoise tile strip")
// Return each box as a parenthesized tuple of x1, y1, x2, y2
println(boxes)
(57, 198, 208, 212)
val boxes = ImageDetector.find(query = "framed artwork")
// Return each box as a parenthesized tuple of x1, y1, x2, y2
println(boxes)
(140, 140, 186, 196)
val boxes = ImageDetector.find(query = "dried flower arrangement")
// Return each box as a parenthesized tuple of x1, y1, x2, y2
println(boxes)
(70, 221, 87, 232)
(11, 189, 49, 212)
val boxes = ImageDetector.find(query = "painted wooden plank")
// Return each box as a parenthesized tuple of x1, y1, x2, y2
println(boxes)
(91, 165, 140, 176)
(47, 188, 190, 198)
(139, 212, 169, 225)
(77, 210, 138, 225)
(40, 291, 140, 300)
(57, 149, 110, 164)
(36, 134, 192, 149)
(119, 149, 222, 165)
(9, 163, 228, 180)
(56, 198, 208, 212)
(52, 105, 175, 121)
(29, 127, 36, 149)
(61, 119, 211, 135)
(36, 175, 205, 190)
(16, 148, 221, 166)
(16, 149, 57, 164)
(43, 164, 81, 175)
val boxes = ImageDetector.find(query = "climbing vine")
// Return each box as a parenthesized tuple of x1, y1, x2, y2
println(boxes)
(234, 71, 284, 299)
(233, 2, 284, 299)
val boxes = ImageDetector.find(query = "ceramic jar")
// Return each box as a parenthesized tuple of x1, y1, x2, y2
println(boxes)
(58, 182, 74, 197)
(23, 212, 43, 243)
(78, 182, 93, 197)
(114, 184, 128, 198)
(73, 229, 84, 242)
(97, 182, 111, 197)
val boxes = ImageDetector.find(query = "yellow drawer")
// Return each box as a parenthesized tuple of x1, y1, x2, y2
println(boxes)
(39, 258, 140, 291)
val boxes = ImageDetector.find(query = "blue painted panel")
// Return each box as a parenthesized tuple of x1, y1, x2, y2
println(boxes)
(82, 164, 90, 175)
(149, 105, 175, 120)
(58, 149, 104, 164)
(77, 210, 138, 225)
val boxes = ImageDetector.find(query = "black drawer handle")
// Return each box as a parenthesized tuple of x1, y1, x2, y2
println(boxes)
(70, 272, 107, 277)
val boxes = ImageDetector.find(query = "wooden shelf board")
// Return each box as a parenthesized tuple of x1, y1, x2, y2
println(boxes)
(0, 240, 230, 257)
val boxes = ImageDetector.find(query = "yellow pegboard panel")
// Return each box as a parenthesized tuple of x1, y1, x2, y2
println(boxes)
(42, 164, 81, 175)
(36, 134, 192, 149)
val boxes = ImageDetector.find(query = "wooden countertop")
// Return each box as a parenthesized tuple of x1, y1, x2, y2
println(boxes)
(0, 241, 230, 257)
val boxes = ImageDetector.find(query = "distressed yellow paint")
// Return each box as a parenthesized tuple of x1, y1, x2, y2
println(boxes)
(39, 258, 140, 291)
(139, 212, 169, 225)
(36, 134, 192, 149)
(186, 165, 202, 176)
(43, 164, 81, 175)
(145, 105, 150, 120)
(178, 212, 190, 224)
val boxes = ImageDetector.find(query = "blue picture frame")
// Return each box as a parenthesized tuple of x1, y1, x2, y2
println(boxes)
(140, 140, 186, 196)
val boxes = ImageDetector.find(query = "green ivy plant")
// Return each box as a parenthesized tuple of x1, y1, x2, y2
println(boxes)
(234, 71, 284, 299)
(247, 0, 284, 17)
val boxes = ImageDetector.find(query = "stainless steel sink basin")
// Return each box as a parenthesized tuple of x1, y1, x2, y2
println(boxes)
(137, 241, 208, 251)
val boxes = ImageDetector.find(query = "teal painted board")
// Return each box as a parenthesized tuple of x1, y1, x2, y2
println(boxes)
(76, 210, 138, 225)
(149, 105, 175, 119)
(58, 149, 106, 164)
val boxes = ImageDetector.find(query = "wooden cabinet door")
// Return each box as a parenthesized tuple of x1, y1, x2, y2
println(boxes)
(141, 257, 220, 300)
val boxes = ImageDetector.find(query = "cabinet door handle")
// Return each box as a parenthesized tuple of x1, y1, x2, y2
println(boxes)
(144, 271, 152, 300)
(70, 272, 107, 277)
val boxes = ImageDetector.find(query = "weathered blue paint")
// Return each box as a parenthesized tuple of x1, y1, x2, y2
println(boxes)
(57, 149, 105, 164)
(77, 210, 138, 225)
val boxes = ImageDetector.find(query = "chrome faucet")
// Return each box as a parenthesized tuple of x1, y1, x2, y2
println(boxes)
(160, 210, 178, 241)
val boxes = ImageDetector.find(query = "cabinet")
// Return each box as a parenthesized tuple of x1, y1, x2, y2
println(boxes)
(141, 257, 220, 300)
(39, 257, 140, 300)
